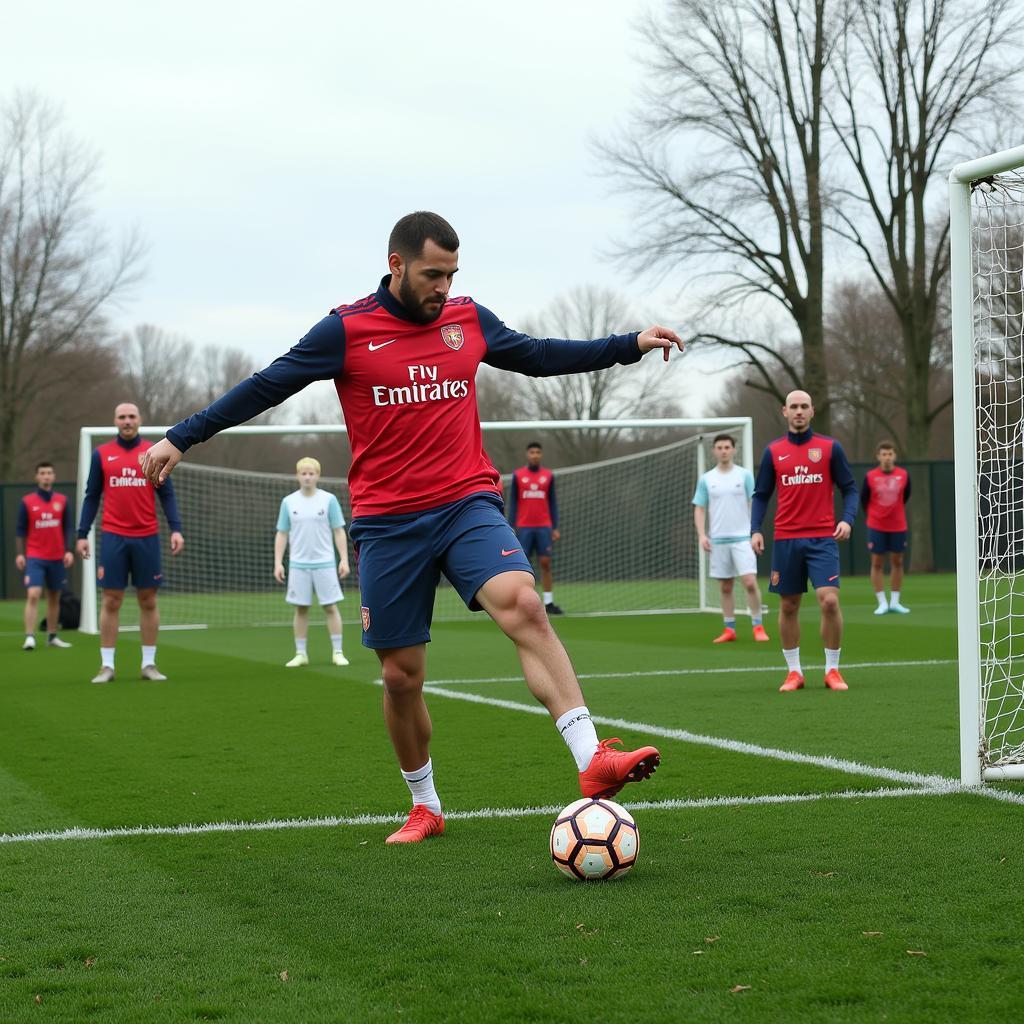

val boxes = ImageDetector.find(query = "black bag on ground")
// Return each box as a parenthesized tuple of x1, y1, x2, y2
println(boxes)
(41, 591, 81, 631)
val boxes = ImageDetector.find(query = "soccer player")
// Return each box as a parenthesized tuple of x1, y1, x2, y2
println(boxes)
(140, 211, 678, 843)
(862, 440, 912, 615)
(76, 403, 185, 684)
(15, 461, 74, 651)
(507, 441, 563, 614)
(274, 457, 352, 667)
(750, 390, 858, 692)
(692, 435, 769, 644)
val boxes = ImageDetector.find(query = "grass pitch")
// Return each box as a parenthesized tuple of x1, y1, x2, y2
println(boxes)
(1, 574, 1023, 1022)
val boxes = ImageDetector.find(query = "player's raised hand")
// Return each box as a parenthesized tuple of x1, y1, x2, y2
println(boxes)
(636, 325, 684, 362)
(76, 537, 91, 560)
(833, 521, 852, 542)
(141, 438, 183, 487)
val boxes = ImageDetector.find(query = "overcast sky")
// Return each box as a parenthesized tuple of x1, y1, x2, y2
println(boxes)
(2, 0, 709, 392)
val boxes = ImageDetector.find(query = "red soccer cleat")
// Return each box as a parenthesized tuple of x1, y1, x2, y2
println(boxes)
(824, 669, 849, 691)
(385, 804, 445, 844)
(712, 627, 737, 644)
(579, 738, 660, 799)
(779, 671, 805, 692)
(752, 624, 770, 642)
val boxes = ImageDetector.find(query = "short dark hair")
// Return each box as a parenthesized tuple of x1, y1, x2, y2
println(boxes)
(388, 211, 459, 261)
(527, 441, 543, 451)
(35, 461, 54, 472)
(712, 434, 736, 447)
(876, 440, 896, 454)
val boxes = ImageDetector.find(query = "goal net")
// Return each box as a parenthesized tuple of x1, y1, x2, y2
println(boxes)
(77, 419, 752, 633)
(951, 145, 1024, 782)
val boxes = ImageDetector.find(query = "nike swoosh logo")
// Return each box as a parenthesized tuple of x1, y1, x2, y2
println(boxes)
(501, 548, 521, 557)
(828, 575, 839, 582)
(776, 455, 789, 462)
(107, 456, 118, 461)
(368, 339, 397, 352)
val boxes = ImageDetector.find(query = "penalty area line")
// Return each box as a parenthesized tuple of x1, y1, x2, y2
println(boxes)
(0, 786, 954, 845)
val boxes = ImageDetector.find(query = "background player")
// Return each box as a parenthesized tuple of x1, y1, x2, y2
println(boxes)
(274, 456, 351, 667)
(15, 461, 74, 651)
(751, 390, 858, 692)
(77, 403, 184, 684)
(139, 211, 677, 843)
(692, 434, 769, 643)
(862, 440, 912, 615)
(507, 441, 563, 615)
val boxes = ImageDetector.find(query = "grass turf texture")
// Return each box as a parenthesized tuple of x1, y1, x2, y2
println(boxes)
(1, 573, 1022, 1021)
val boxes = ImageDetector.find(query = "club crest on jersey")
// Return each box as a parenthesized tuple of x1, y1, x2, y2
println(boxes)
(440, 324, 464, 350)
(361, 606, 371, 631)
(808, 448, 823, 463)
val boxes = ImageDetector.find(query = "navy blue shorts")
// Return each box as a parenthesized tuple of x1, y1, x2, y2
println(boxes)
(769, 537, 841, 594)
(24, 558, 66, 591)
(349, 492, 535, 650)
(99, 532, 163, 590)
(867, 529, 907, 554)
(517, 526, 553, 558)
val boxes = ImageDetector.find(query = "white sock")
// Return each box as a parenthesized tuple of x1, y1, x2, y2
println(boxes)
(783, 647, 802, 675)
(141, 645, 156, 668)
(401, 759, 441, 814)
(891, 591, 901, 606)
(543, 591, 554, 605)
(101, 647, 115, 670)
(295, 637, 308, 655)
(825, 647, 841, 672)
(875, 591, 888, 608)
(330, 633, 342, 653)
(555, 706, 599, 772)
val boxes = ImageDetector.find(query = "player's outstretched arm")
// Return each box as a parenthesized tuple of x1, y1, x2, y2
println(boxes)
(140, 438, 183, 487)
(636, 326, 685, 362)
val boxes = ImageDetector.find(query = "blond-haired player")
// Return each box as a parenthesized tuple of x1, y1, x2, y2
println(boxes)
(274, 457, 351, 667)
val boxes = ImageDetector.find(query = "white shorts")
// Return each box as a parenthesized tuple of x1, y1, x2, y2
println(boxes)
(709, 541, 757, 580)
(286, 566, 343, 607)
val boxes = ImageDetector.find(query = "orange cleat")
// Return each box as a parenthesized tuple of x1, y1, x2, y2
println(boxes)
(385, 804, 445, 844)
(579, 737, 660, 799)
(779, 671, 805, 692)
(752, 624, 770, 642)
(712, 627, 737, 644)
(824, 669, 849, 691)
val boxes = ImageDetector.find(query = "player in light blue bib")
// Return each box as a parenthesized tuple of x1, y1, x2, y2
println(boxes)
(274, 457, 351, 667)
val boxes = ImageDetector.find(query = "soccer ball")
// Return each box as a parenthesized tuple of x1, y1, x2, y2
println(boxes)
(549, 798, 639, 881)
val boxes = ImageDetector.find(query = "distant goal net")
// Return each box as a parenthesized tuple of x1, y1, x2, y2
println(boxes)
(951, 145, 1024, 783)
(77, 418, 753, 634)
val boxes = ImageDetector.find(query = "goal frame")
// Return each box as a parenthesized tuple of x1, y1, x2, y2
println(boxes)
(76, 416, 753, 635)
(949, 142, 1024, 784)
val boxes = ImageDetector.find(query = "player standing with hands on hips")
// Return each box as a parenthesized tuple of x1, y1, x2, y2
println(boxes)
(750, 391, 858, 692)
(139, 211, 679, 843)
(274, 457, 351, 667)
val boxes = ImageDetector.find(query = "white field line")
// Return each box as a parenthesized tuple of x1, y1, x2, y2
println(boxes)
(413, 681, 1024, 808)
(423, 658, 957, 686)
(0, 786, 958, 845)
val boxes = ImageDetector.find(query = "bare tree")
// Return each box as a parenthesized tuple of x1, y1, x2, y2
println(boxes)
(120, 324, 198, 425)
(827, 0, 1020, 461)
(601, 0, 840, 430)
(0, 92, 143, 479)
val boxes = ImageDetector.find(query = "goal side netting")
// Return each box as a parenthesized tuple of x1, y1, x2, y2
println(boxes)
(951, 145, 1024, 783)
(77, 419, 753, 633)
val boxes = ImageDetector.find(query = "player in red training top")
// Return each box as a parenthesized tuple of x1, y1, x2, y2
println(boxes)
(140, 211, 680, 843)
(507, 441, 563, 614)
(77, 403, 185, 685)
(861, 440, 911, 615)
(750, 391, 858, 693)
(15, 461, 74, 651)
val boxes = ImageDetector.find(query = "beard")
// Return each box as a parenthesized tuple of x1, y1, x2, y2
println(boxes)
(398, 274, 445, 324)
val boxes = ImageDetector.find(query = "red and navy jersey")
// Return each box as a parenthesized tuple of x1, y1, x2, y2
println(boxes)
(861, 466, 911, 532)
(751, 430, 858, 539)
(77, 436, 183, 538)
(507, 465, 559, 528)
(17, 488, 72, 560)
(166, 277, 641, 519)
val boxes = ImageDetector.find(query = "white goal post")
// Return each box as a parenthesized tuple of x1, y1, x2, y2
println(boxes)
(76, 416, 754, 635)
(950, 143, 1024, 784)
